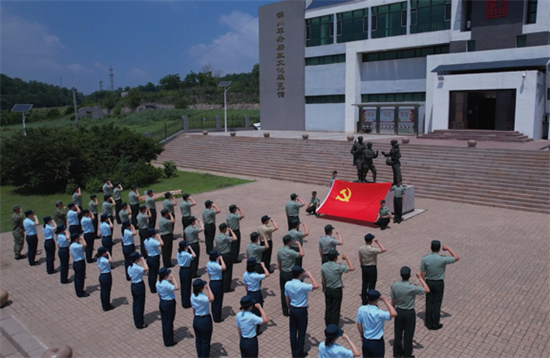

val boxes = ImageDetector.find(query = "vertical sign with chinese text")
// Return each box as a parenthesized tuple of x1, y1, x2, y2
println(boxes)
(276, 11, 285, 98)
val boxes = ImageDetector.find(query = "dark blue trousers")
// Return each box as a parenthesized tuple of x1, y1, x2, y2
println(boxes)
(101, 235, 113, 255)
(179, 266, 192, 308)
(69, 225, 80, 236)
(193, 315, 212, 358)
(148, 209, 157, 229)
(123, 244, 136, 281)
(190, 243, 200, 278)
(210, 280, 224, 322)
(131, 281, 146, 328)
(26, 234, 38, 265)
(425, 279, 445, 329)
(146, 255, 160, 293)
(160, 299, 176, 346)
(231, 229, 241, 262)
(84, 232, 95, 263)
(221, 253, 233, 292)
(139, 229, 148, 259)
(289, 306, 308, 358)
(240, 336, 259, 358)
(58, 247, 70, 283)
(99, 272, 112, 311)
(362, 337, 385, 358)
(73, 260, 86, 297)
(44, 239, 56, 274)
(161, 234, 173, 268)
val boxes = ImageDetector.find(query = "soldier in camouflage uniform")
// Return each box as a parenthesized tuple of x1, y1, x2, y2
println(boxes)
(12, 205, 25, 260)
(54, 201, 67, 227)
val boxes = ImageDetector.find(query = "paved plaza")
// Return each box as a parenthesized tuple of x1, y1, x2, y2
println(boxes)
(0, 177, 549, 358)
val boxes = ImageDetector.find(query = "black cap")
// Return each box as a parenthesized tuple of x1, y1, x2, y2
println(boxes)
(291, 265, 304, 275)
(100, 213, 109, 220)
(70, 232, 80, 240)
(400, 266, 411, 275)
(130, 251, 141, 261)
(327, 249, 339, 258)
(148, 228, 157, 235)
(68, 203, 75, 208)
(179, 240, 189, 249)
(364, 233, 375, 242)
(431, 240, 441, 249)
(205, 200, 213, 206)
(24, 210, 34, 216)
(43, 216, 52, 224)
(325, 324, 344, 339)
(97, 247, 107, 255)
(209, 250, 221, 260)
(122, 220, 131, 228)
(367, 289, 381, 301)
(261, 215, 270, 223)
(240, 295, 254, 310)
(250, 232, 259, 241)
(247, 257, 257, 266)
(81, 209, 90, 214)
(56, 224, 66, 233)
(324, 224, 334, 232)
(229, 204, 237, 211)
(193, 279, 206, 288)
(159, 267, 171, 276)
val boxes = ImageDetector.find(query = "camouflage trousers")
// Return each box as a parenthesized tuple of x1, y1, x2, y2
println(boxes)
(13, 230, 24, 256)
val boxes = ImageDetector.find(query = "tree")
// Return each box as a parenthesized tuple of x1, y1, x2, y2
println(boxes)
(159, 74, 181, 91)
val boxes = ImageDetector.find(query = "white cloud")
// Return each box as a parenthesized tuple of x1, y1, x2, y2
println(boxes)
(188, 11, 258, 75)
(127, 68, 150, 80)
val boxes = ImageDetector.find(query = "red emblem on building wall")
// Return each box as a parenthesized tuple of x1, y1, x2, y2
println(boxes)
(485, 0, 508, 19)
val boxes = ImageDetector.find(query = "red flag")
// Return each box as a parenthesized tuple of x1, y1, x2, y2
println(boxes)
(317, 180, 392, 223)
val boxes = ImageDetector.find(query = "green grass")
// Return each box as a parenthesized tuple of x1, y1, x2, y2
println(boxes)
(0, 171, 252, 233)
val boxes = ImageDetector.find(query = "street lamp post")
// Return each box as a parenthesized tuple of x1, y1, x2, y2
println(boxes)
(218, 81, 232, 132)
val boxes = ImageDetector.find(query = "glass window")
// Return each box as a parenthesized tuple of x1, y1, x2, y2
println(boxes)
(401, 10, 407, 27)
(526, 0, 537, 24)
(411, 0, 451, 34)
(306, 15, 334, 47)
(372, 15, 378, 30)
(360, 92, 426, 102)
(444, 3, 452, 21)
(337, 9, 367, 43)
(411, 9, 417, 25)
(516, 35, 527, 48)
(467, 40, 475, 52)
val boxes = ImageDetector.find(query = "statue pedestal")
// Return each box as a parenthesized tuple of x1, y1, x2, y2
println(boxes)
(384, 185, 415, 214)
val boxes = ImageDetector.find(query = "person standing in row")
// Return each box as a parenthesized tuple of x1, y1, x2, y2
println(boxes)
(246, 233, 268, 274)
(136, 205, 151, 259)
(157, 267, 180, 347)
(285, 266, 319, 358)
(128, 251, 149, 329)
(243, 258, 269, 335)
(356, 290, 397, 358)
(391, 267, 430, 358)
(305, 191, 320, 217)
(215, 223, 237, 292)
(89, 195, 99, 237)
(81, 209, 96, 263)
(102, 195, 115, 223)
(163, 192, 176, 232)
(420, 240, 459, 330)
(322, 249, 355, 327)
(67, 203, 81, 236)
(23, 210, 40, 266)
(207, 250, 227, 323)
(96, 247, 115, 312)
(122, 220, 137, 281)
(177, 240, 196, 308)
(42, 216, 57, 274)
(258, 215, 278, 273)
(69, 232, 89, 298)
(180, 193, 196, 230)
(277, 235, 304, 316)
(12, 206, 26, 260)
(56, 225, 71, 284)
(330, 171, 339, 186)
(119, 203, 131, 236)
(318, 324, 361, 358)
(129, 185, 144, 228)
(319, 224, 344, 264)
(144, 229, 164, 294)
(99, 214, 114, 255)
(288, 220, 308, 267)
(226, 204, 245, 263)
(202, 200, 220, 255)
(375, 200, 392, 230)
(236, 295, 269, 358)
(113, 182, 124, 224)
(391, 181, 406, 224)
(358, 234, 386, 305)
(184, 216, 204, 279)
(102, 178, 113, 197)
(285, 193, 304, 231)
(54, 201, 67, 227)
(158, 209, 175, 268)
(72, 186, 83, 212)
(191, 279, 214, 358)
(146, 190, 158, 229)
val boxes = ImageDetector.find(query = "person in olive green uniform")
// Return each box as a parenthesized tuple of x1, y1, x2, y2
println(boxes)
(145, 190, 157, 229)
(119, 203, 131, 236)
(246, 232, 268, 274)
(391, 181, 406, 224)
(184, 216, 204, 278)
(136, 205, 151, 259)
(226, 204, 244, 263)
(358, 234, 386, 305)
(321, 249, 354, 326)
(180, 193, 196, 230)
(288, 220, 309, 267)
(54, 201, 67, 227)
(420, 240, 459, 330)
(102, 195, 115, 222)
(113, 182, 124, 224)
(72, 186, 83, 211)
(391, 266, 430, 358)
(214, 223, 237, 292)
(285, 193, 304, 231)
(129, 185, 144, 228)
(305, 191, 320, 217)
(277, 235, 304, 316)
(258, 215, 278, 273)
(89, 195, 99, 237)
(202, 200, 220, 255)
(375, 200, 392, 230)
(163, 192, 177, 232)
(318, 224, 343, 264)
(12, 205, 26, 260)
(158, 209, 175, 268)
(102, 178, 113, 197)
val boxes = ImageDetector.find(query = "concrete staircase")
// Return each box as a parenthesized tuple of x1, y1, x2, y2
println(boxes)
(417, 129, 533, 142)
(156, 135, 550, 214)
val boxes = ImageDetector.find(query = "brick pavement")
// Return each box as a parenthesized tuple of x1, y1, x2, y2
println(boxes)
(0, 178, 549, 358)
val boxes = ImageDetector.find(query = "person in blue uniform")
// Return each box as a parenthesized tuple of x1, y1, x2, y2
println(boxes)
(23, 210, 40, 266)
(191, 279, 215, 358)
(122, 220, 137, 281)
(56, 225, 71, 284)
(177, 240, 196, 308)
(69, 232, 89, 297)
(285, 266, 320, 358)
(99, 214, 114, 255)
(42, 216, 57, 274)
(318, 324, 361, 358)
(206, 250, 227, 323)
(156, 267, 180, 347)
(236, 295, 269, 358)
(81, 209, 96, 263)
(243, 258, 270, 335)
(144, 229, 164, 294)
(128, 251, 149, 329)
(96, 247, 115, 311)
(67, 203, 81, 236)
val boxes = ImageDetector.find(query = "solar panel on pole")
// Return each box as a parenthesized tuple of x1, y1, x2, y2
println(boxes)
(11, 104, 33, 136)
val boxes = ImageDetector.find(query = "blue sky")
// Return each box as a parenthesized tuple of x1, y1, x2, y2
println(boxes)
(1, 1, 272, 93)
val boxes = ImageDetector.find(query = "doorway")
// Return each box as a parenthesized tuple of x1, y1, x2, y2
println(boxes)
(449, 89, 516, 130)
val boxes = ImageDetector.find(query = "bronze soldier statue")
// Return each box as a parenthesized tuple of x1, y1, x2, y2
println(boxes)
(350, 136, 367, 182)
(363, 142, 378, 183)
(382, 139, 402, 184)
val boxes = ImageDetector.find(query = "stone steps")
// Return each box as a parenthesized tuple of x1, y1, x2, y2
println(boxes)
(417, 129, 534, 142)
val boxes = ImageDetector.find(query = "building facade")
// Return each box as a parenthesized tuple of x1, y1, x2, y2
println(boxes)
(258, 0, 550, 139)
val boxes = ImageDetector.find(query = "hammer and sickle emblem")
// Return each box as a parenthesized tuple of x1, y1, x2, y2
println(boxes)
(335, 188, 352, 202)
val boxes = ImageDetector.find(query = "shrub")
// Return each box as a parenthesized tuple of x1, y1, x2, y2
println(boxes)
(84, 177, 104, 193)
(163, 161, 178, 178)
